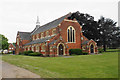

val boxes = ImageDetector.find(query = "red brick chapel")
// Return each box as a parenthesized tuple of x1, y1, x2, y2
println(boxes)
(16, 12, 98, 56)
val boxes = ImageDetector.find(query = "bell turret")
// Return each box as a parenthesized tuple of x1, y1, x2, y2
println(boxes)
(36, 16, 40, 29)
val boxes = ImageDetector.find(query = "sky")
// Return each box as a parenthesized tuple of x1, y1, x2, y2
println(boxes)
(0, 0, 119, 43)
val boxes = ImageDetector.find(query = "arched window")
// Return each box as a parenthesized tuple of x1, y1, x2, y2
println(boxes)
(73, 30, 75, 42)
(36, 46, 39, 52)
(70, 27, 72, 42)
(41, 44, 45, 52)
(68, 29, 70, 42)
(67, 26, 75, 42)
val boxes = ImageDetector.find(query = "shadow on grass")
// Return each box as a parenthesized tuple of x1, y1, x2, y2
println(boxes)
(106, 49, 120, 52)
(106, 51, 119, 52)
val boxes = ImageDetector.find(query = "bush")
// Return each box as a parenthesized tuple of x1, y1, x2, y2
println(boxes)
(82, 52, 88, 55)
(98, 48, 104, 53)
(23, 51, 33, 55)
(109, 47, 117, 49)
(69, 49, 82, 55)
(19, 52, 24, 55)
(8, 52, 13, 54)
(28, 52, 43, 56)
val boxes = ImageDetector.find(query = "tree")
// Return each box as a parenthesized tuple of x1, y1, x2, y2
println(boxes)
(98, 16, 117, 51)
(68, 11, 119, 51)
(0, 34, 9, 50)
(107, 26, 120, 48)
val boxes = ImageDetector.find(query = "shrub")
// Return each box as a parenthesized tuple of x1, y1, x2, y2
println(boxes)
(8, 52, 13, 54)
(69, 49, 82, 55)
(19, 52, 24, 55)
(82, 52, 88, 55)
(98, 48, 104, 53)
(23, 51, 33, 55)
(28, 52, 43, 56)
(109, 47, 117, 49)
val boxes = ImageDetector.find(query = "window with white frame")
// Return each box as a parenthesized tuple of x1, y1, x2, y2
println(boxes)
(37, 34, 39, 39)
(32, 46, 34, 51)
(28, 47, 30, 51)
(52, 29, 56, 35)
(41, 44, 45, 52)
(46, 31, 49, 37)
(50, 46, 53, 52)
(41, 33, 44, 38)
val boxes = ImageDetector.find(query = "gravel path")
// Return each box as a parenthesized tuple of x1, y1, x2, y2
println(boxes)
(0, 60, 40, 78)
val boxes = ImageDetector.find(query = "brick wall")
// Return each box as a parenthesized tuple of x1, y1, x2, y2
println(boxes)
(58, 19, 82, 50)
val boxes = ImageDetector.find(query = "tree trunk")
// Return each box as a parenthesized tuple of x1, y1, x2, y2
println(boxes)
(103, 43, 106, 52)
(103, 35, 106, 52)
(103, 39, 106, 52)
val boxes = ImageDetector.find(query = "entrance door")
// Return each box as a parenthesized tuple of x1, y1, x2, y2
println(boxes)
(90, 44, 94, 54)
(59, 44, 64, 55)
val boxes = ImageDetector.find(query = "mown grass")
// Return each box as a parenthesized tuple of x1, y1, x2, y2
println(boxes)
(2, 49, 118, 78)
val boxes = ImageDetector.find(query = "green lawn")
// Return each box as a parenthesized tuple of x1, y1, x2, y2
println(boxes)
(2, 49, 118, 78)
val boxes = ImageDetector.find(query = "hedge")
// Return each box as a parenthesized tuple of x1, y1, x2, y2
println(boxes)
(23, 51, 33, 55)
(28, 52, 43, 56)
(19, 52, 24, 55)
(82, 52, 88, 55)
(98, 48, 104, 53)
(8, 52, 13, 54)
(69, 49, 82, 55)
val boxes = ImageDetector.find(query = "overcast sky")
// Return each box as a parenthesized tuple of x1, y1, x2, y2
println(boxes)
(0, 0, 119, 43)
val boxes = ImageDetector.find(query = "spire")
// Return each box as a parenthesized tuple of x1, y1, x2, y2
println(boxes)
(36, 16, 40, 25)
(35, 16, 40, 30)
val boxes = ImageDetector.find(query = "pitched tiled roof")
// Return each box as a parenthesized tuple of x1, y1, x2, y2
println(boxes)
(9, 43, 16, 48)
(48, 40, 57, 45)
(12, 43, 16, 48)
(82, 40, 89, 45)
(19, 12, 72, 46)
(31, 12, 72, 35)
(18, 32, 31, 40)
(24, 36, 53, 46)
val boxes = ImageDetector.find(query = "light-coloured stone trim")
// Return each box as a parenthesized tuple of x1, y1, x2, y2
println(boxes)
(67, 26, 76, 43)
(57, 42, 65, 55)
(89, 43, 95, 54)
(64, 19, 77, 23)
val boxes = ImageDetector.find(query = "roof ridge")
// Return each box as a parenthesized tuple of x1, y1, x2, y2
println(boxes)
(12, 43, 16, 47)
(18, 31, 31, 33)
(31, 12, 72, 35)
